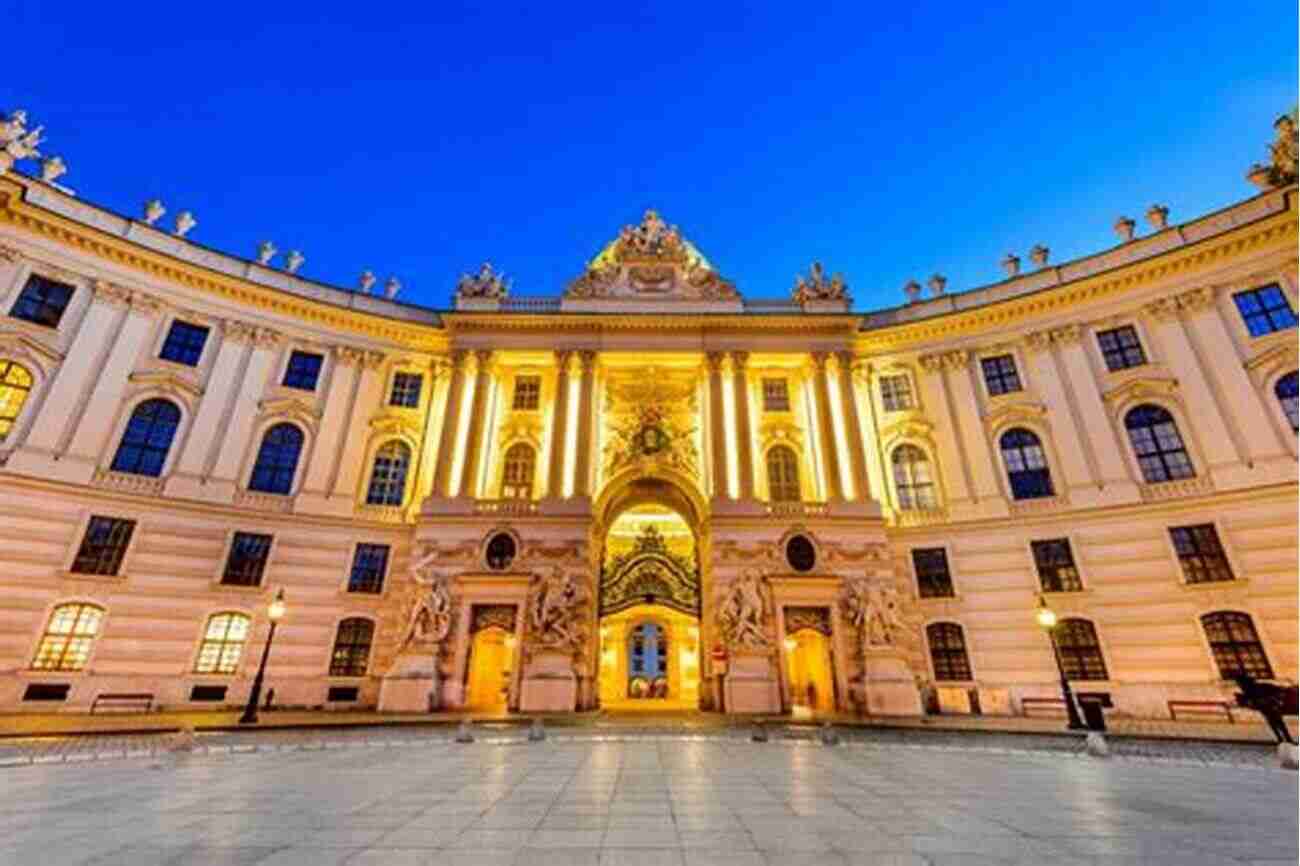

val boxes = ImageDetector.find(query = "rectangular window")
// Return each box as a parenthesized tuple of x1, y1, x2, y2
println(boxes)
(1031, 539, 1082, 592)
(389, 372, 423, 407)
(189, 685, 228, 702)
(1169, 524, 1234, 584)
(327, 686, 360, 702)
(10, 274, 75, 328)
(159, 320, 210, 366)
(512, 376, 541, 410)
(1233, 284, 1298, 337)
(879, 375, 914, 412)
(980, 354, 1022, 396)
(282, 350, 323, 391)
(221, 532, 273, 587)
(911, 547, 954, 598)
(71, 516, 136, 576)
(762, 378, 790, 412)
(348, 543, 390, 594)
(1096, 326, 1147, 372)
(22, 683, 71, 702)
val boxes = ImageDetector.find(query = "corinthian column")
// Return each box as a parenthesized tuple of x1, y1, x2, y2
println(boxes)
(573, 350, 598, 498)
(456, 350, 495, 498)
(835, 352, 870, 501)
(546, 350, 573, 498)
(812, 353, 844, 501)
(430, 351, 468, 498)
(706, 352, 729, 499)
(731, 351, 757, 500)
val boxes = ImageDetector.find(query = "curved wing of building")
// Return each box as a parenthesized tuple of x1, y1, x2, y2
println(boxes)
(0, 115, 1295, 721)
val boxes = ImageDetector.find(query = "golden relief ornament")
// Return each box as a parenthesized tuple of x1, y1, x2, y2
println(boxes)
(602, 376, 700, 479)
(564, 210, 739, 300)
(527, 566, 591, 651)
(600, 524, 700, 618)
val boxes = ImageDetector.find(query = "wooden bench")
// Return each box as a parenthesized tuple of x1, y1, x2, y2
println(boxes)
(90, 692, 154, 714)
(1168, 700, 1234, 723)
(1020, 697, 1067, 717)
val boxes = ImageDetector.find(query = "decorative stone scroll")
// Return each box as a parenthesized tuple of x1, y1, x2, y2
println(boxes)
(784, 606, 832, 636)
(471, 604, 518, 635)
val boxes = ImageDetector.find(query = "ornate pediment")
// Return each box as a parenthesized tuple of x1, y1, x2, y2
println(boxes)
(0, 324, 63, 374)
(565, 210, 739, 301)
(1101, 372, 1179, 408)
(878, 410, 933, 444)
(258, 395, 322, 427)
(983, 399, 1048, 431)
(1244, 333, 1299, 385)
(127, 368, 204, 401)
(368, 408, 422, 439)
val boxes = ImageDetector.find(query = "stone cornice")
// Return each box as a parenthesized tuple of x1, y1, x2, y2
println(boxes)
(856, 201, 1297, 353)
(442, 311, 862, 340)
(0, 179, 445, 352)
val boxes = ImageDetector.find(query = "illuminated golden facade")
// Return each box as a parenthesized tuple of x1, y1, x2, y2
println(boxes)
(0, 117, 1296, 720)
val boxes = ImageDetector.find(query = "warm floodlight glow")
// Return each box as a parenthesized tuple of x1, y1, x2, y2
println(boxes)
(721, 367, 739, 498)
(449, 374, 476, 495)
(563, 370, 579, 498)
(783, 636, 797, 652)
(267, 588, 286, 622)
(824, 365, 856, 499)
(801, 377, 828, 499)
(1036, 597, 1057, 630)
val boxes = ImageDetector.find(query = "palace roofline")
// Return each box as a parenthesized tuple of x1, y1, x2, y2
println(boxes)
(0, 169, 1293, 338)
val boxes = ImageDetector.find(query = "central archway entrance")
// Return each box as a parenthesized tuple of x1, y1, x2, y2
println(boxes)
(596, 501, 702, 710)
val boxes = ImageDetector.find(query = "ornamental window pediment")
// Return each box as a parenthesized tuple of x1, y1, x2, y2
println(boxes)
(878, 411, 933, 444)
(983, 399, 1048, 432)
(757, 416, 803, 450)
(127, 368, 203, 402)
(1243, 334, 1299, 387)
(367, 409, 422, 440)
(257, 395, 322, 429)
(0, 324, 63, 374)
(1101, 371, 1180, 409)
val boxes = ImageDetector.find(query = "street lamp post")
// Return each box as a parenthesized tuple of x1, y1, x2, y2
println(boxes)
(1035, 596, 1087, 731)
(240, 588, 286, 725)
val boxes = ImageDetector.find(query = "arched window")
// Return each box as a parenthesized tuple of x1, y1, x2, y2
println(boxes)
(1000, 428, 1054, 500)
(195, 613, 251, 674)
(1275, 371, 1298, 433)
(1055, 618, 1108, 681)
(330, 618, 375, 677)
(366, 441, 411, 506)
(766, 445, 801, 502)
(501, 443, 535, 499)
(1124, 404, 1194, 483)
(248, 423, 304, 495)
(892, 444, 937, 510)
(31, 603, 105, 671)
(110, 399, 182, 477)
(0, 359, 34, 441)
(1201, 612, 1273, 680)
(926, 622, 972, 681)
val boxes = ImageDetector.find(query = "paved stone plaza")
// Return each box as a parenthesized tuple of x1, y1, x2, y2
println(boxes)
(2, 735, 1296, 865)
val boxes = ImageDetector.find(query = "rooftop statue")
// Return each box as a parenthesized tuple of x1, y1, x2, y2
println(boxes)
(0, 109, 45, 173)
(792, 261, 850, 304)
(1248, 111, 1298, 189)
(456, 261, 510, 299)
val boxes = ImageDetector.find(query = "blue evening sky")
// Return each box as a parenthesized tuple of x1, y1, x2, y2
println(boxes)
(5, 1, 1296, 312)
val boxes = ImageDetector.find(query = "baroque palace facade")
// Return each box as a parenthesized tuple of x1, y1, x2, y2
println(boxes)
(0, 113, 1296, 720)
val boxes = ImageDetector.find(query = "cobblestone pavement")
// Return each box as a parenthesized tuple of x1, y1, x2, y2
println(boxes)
(1, 738, 1295, 866)
(0, 719, 1286, 770)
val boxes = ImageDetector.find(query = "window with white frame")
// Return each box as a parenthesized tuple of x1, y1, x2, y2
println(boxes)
(31, 603, 104, 671)
(891, 444, 937, 510)
(195, 612, 251, 674)
(878, 375, 914, 412)
(762, 378, 790, 412)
